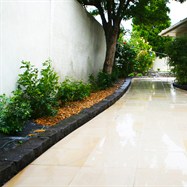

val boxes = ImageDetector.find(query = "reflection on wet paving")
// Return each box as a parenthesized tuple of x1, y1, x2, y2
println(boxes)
(4, 78, 187, 187)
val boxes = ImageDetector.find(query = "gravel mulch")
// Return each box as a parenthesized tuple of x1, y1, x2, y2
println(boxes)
(35, 80, 124, 126)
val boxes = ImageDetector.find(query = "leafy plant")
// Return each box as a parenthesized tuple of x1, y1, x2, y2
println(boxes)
(111, 65, 120, 83)
(115, 42, 136, 77)
(0, 60, 60, 134)
(134, 50, 154, 74)
(166, 37, 187, 84)
(0, 91, 31, 134)
(89, 71, 114, 91)
(59, 78, 91, 102)
(129, 33, 156, 75)
(132, 0, 172, 57)
(128, 72, 143, 77)
(97, 71, 113, 90)
(88, 74, 99, 92)
(17, 60, 59, 118)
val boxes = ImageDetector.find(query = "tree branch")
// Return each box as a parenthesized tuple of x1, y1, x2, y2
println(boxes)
(107, 0, 113, 25)
(112, 0, 116, 17)
(113, 0, 126, 27)
(96, 2, 107, 28)
(124, 0, 132, 11)
(116, 0, 126, 19)
(116, 0, 132, 24)
(77, 0, 97, 6)
(78, 0, 107, 28)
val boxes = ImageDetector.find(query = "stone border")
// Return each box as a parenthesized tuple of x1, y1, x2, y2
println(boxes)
(0, 78, 131, 186)
(173, 82, 187, 91)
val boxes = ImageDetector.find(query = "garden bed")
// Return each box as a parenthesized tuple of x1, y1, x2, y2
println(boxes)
(0, 78, 131, 186)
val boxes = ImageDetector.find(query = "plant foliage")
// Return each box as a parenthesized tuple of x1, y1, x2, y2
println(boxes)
(0, 60, 60, 134)
(129, 33, 156, 75)
(166, 37, 187, 84)
(115, 42, 136, 77)
(89, 71, 114, 91)
(0, 92, 31, 134)
(59, 78, 91, 102)
(17, 60, 60, 118)
(132, 0, 172, 57)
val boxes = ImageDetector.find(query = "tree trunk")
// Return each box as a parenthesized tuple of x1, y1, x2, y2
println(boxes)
(103, 27, 119, 74)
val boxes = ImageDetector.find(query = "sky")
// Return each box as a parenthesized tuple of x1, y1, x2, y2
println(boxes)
(167, 0, 187, 25)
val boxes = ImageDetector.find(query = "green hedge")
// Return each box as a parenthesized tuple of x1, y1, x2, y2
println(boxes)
(166, 37, 187, 84)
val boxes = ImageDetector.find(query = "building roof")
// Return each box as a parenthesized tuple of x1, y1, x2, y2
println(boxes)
(159, 17, 187, 37)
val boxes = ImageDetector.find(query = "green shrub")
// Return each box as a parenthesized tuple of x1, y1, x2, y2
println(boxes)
(128, 72, 143, 77)
(115, 43, 136, 77)
(89, 71, 115, 91)
(111, 65, 120, 83)
(97, 71, 113, 90)
(166, 37, 187, 84)
(129, 33, 156, 75)
(0, 91, 31, 134)
(17, 60, 59, 118)
(0, 60, 59, 134)
(88, 74, 99, 92)
(134, 50, 154, 74)
(59, 78, 91, 102)
(115, 40, 155, 77)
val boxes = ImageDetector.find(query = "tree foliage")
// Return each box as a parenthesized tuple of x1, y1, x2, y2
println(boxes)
(78, 0, 151, 74)
(129, 33, 156, 74)
(132, 0, 173, 57)
(78, 0, 186, 74)
(115, 32, 156, 77)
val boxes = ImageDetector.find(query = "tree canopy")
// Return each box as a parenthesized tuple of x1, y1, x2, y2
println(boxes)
(78, 0, 186, 74)
(132, 0, 172, 57)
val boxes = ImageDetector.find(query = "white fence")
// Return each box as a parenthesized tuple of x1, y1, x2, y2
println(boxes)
(0, 0, 106, 95)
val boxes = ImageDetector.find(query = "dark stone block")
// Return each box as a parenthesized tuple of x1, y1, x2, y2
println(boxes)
(80, 108, 93, 120)
(73, 112, 90, 127)
(114, 89, 124, 97)
(93, 100, 109, 112)
(52, 116, 79, 137)
(57, 115, 78, 129)
(0, 147, 35, 184)
(0, 147, 35, 166)
(83, 105, 100, 118)
(112, 92, 121, 100)
(173, 82, 187, 91)
(103, 93, 120, 106)
(37, 129, 62, 146)
(19, 137, 51, 157)
(0, 161, 16, 186)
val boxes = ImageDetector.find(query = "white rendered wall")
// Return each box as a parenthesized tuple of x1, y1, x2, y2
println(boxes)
(0, 0, 106, 95)
(50, 1, 106, 81)
(152, 57, 170, 72)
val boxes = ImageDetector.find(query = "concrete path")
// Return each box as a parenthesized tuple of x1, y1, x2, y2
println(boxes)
(4, 78, 187, 187)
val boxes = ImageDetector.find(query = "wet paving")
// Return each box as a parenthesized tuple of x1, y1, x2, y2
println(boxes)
(4, 78, 187, 187)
